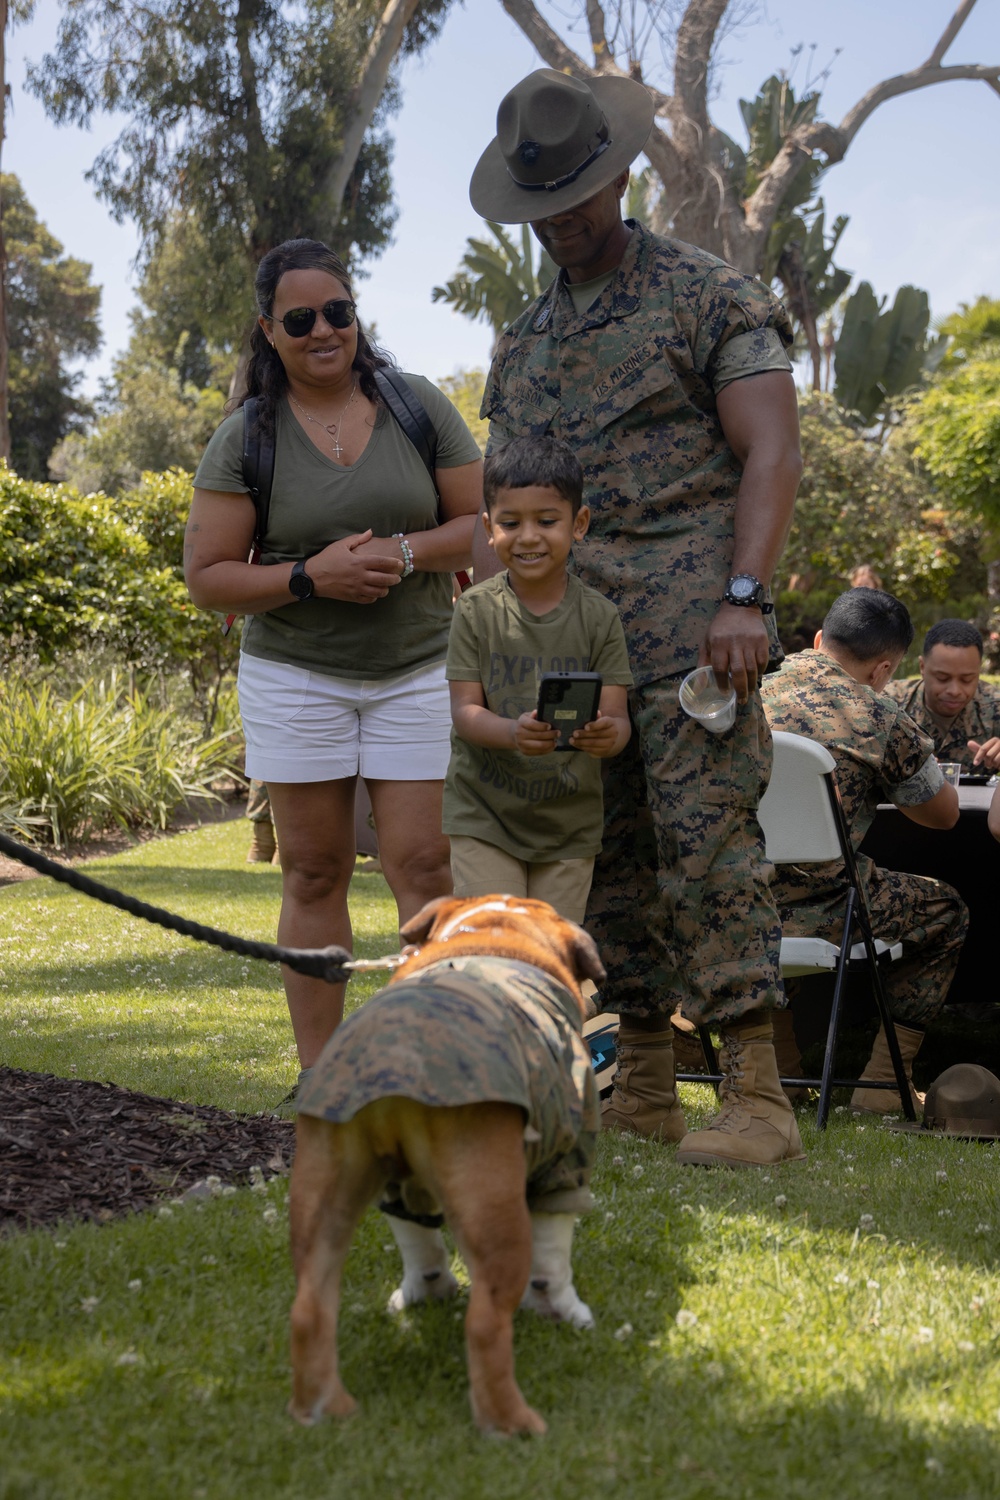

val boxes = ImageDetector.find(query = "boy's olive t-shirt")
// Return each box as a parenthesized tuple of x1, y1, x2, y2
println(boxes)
(444, 572, 633, 861)
(193, 375, 481, 680)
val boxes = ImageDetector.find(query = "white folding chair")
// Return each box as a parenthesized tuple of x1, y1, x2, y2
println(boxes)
(758, 730, 916, 1128)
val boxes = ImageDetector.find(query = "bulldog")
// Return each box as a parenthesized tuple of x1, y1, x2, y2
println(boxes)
(287, 894, 606, 1436)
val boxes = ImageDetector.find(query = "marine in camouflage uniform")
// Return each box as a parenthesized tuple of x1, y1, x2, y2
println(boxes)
(297, 954, 598, 1215)
(761, 650, 969, 1025)
(483, 221, 794, 1027)
(883, 677, 1000, 771)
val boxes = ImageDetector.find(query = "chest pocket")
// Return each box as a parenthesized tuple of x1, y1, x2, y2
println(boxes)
(485, 387, 562, 441)
(591, 347, 711, 497)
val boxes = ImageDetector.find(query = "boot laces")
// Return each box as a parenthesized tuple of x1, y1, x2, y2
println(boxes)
(709, 1037, 747, 1133)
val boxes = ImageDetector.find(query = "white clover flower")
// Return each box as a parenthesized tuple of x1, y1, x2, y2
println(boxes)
(679, 1203, 695, 1215)
(644, 1289, 657, 1299)
(916, 1326, 934, 1343)
(975, 1223, 991, 1234)
(935, 1170, 948, 1182)
(957, 1340, 974, 1353)
(54, 1242, 67, 1250)
(613, 1323, 633, 1341)
(675, 1309, 698, 1329)
(859, 1214, 875, 1229)
(774, 1195, 787, 1208)
(201, 1255, 217, 1267)
(833, 1273, 850, 1286)
(248, 1165, 266, 1193)
(925, 1458, 943, 1475)
(128, 1279, 142, 1292)
(115, 1351, 140, 1367)
(632, 1165, 644, 1178)
(81, 1297, 99, 1314)
(867, 1279, 880, 1290)
(612, 1156, 624, 1166)
(262, 1207, 279, 1224)
(157, 1206, 173, 1219)
(220, 1185, 237, 1197)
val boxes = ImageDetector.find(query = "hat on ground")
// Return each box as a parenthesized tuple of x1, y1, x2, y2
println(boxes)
(583, 1011, 619, 1098)
(890, 1062, 1000, 1139)
(470, 69, 654, 224)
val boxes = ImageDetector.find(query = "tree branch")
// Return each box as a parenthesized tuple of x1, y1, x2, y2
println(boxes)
(500, 0, 591, 75)
(322, 0, 424, 220)
(672, 0, 729, 151)
(924, 0, 978, 67)
(838, 61, 1000, 146)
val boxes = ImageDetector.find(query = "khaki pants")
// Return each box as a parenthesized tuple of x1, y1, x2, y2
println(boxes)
(449, 835, 594, 925)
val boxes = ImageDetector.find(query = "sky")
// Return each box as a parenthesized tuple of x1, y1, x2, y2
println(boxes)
(5, 0, 1000, 395)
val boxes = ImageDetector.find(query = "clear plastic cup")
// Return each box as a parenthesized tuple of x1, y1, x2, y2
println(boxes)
(937, 761, 961, 789)
(679, 666, 737, 735)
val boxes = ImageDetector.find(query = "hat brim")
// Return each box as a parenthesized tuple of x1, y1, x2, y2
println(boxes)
(469, 75, 655, 224)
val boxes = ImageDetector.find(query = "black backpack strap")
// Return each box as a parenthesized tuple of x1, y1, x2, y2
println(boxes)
(241, 396, 276, 550)
(223, 397, 276, 636)
(374, 368, 438, 478)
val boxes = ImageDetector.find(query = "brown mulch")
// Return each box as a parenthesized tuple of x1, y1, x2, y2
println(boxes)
(0, 791, 247, 888)
(0, 1067, 294, 1235)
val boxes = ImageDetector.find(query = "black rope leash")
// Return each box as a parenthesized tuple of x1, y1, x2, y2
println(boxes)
(0, 829, 403, 985)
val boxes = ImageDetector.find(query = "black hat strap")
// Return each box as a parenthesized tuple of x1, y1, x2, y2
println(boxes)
(506, 136, 613, 194)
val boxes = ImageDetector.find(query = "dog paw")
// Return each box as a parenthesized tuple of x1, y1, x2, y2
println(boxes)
(387, 1266, 460, 1312)
(521, 1281, 594, 1329)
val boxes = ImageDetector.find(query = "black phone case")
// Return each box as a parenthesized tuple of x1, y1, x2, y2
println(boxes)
(536, 672, 602, 750)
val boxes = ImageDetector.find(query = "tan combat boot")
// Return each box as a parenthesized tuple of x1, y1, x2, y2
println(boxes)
(850, 1024, 925, 1116)
(601, 1021, 687, 1142)
(675, 1014, 806, 1168)
(771, 1006, 810, 1105)
(246, 821, 277, 863)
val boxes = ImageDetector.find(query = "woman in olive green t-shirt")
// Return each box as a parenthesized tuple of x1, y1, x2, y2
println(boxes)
(185, 239, 483, 1080)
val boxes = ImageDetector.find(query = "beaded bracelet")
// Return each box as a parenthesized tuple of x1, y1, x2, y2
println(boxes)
(393, 533, 415, 577)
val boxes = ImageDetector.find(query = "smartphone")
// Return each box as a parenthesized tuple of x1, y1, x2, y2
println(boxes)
(536, 672, 603, 750)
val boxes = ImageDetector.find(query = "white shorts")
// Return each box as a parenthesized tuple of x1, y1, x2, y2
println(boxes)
(238, 653, 451, 783)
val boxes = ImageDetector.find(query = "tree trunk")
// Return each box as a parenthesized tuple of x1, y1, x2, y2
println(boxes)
(0, 0, 11, 463)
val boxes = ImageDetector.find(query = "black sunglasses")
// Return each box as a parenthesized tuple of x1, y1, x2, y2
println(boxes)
(272, 299, 357, 338)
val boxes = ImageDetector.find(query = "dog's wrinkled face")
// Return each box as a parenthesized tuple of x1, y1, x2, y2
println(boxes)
(397, 894, 606, 1005)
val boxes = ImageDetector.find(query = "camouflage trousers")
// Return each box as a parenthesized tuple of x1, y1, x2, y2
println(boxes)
(246, 779, 272, 824)
(780, 863, 969, 1026)
(586, 675, 784, 1026)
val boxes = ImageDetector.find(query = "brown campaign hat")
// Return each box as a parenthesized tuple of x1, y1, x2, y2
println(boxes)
(891, 1063, 1000, 1139)
(470, 69, 654, 224)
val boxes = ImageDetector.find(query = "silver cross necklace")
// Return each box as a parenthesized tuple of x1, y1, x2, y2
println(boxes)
(289, 379, 359, 461)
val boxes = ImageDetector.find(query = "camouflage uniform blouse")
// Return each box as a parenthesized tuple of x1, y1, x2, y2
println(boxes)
(760, 651, 945, 909)
(297, 955, 598, 1215)
(883, 678, 1000, 768)
(482, 221, 794, 684)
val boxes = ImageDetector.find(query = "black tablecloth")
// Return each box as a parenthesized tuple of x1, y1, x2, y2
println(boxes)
(858, 785, 996, 1005)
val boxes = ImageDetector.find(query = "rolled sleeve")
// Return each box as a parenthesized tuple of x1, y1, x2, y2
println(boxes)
(712, 327, 793, 392)
(888, 755, 944, 807)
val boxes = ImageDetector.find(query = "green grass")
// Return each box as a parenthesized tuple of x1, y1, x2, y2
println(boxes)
(2, 821, 999, 1499)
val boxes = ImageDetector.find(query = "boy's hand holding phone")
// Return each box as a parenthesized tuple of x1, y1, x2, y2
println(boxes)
(568, 711, 621, 758)
(513, 710, 559, 756)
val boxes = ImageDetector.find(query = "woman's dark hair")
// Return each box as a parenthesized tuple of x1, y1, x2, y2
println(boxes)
(239, 238, 394, 432)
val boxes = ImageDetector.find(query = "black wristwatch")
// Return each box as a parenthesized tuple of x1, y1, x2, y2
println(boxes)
(723, 573, 774, 614)
(289, 558, 315, 601)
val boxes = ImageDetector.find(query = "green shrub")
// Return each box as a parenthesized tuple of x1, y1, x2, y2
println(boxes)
(0, 674, 240, 845)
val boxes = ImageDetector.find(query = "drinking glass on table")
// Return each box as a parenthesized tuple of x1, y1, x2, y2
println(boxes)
(937, 761, 962, 789)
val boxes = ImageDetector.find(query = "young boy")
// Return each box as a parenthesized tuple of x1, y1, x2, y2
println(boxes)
(443, 435, 632, 923)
